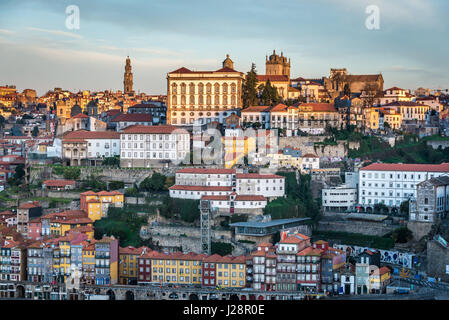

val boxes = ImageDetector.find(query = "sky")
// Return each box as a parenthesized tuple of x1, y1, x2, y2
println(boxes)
(0, 0, 448, 96)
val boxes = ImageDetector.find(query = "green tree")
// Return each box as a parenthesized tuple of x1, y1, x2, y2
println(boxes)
(102, 156, 120, 167)
(140, 173, 167, 191)
(259, 79, 280, 106)
(391, 227, 413, 243)
(109, 181, 124, 190)
(242, 63, 259, 108)
(211, 242, 234, 256)
(63, 167, 81, 180)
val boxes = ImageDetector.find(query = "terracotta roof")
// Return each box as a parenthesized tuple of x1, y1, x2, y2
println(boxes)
(18, 201, 40, 209)
(169, 185, 232, 192)
(120, 246, 147, 255)
(241, 106, 272, 113)
(383, 101, 425, 107)
(120, 125, 185, 134)
(111, 113, 153, 122)
(360, 162, 449, 172)
(280, 233, 310, 244)
(292, 102, 337, 112)
(176, 168, 235, 175)
(71, 113, 89, 119)
(234, 195, 267, 201)
(269, 103, 289, 112)
(201, 195, 229, 201)
(297, 246, 322, 256)
(63, 130, 120, 140)
(43, 179, 75, 187)
(256, 75, 289, 82)
(302, 153, 319, 158)
(236, 173, 284, 179)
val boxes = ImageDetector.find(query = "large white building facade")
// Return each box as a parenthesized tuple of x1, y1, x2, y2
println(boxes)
(322, 185, 357, 212)
(358, 163, 449, 210)
(166, 56, 245, 127)
(119, 125, 190, 168)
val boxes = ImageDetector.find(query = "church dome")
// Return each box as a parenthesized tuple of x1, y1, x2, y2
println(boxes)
(70, 104, 82, 117)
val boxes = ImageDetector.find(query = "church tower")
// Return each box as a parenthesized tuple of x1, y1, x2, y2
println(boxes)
(265, 50, 291, 80)
(222, 54, 234, 69)
(124, 56, 134, 95)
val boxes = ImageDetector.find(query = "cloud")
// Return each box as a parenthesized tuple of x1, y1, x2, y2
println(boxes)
(26, 27, 83, 39)
(0, 29, 14, 35)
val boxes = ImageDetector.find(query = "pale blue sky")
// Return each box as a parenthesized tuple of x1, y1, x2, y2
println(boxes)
(0, 0, 448, 95)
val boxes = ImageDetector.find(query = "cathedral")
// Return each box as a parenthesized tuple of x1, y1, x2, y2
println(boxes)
(265, 50, 291, 81)
(123, 56, 134, 95)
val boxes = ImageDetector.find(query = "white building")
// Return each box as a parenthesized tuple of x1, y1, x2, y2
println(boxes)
(240, 106, 272, 129)
(379, 87, 413, 105)
(169, 168, 285, 214)
(358, 163, 449, 209)
(322, 185, 357, 212)
(300, 153, 320, 173)
(111, 113, 154, 131)
(119, 125, 190, 168)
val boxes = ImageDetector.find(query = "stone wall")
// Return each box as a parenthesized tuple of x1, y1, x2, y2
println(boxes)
(317, 220, 395, 237)
(407, 221, 433, 241)
(426, 240, 449, 282)
(279, 136, 349, 158)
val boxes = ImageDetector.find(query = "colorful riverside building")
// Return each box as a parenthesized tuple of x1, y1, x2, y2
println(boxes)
(119, 246, 149, 285)
(202, 254, 247, 288)
(95, 236, 119, 285)
(147, 252, 207, 286)
(81, 240, 96, 285)
(80, 191, 124, 222)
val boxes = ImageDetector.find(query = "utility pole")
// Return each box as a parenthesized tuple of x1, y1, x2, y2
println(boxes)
(200, 199, 211, 255)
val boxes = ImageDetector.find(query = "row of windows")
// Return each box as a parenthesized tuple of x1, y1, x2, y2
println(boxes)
(171, 95, 237, 106)
(171, 82, 237, 95)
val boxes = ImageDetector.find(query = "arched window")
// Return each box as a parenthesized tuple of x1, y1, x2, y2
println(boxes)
(190, 95, 195, 105)
(189, 83, 195, 95)
(172, 83, 177, 94)
(180, 83, 186, 94)
(231, 83, 236, 94)
(206, 83, 212, 94)
(231, 95, 236, 105)
(223, 95, 228, 105)
(198, 83, 204, 94)
(222, 83, 228, 94)
(206, 95, 211, 105)
(214, 83, 220, 94)
(181, 95, 186, 105)
(199, 95, 204, 105)
(172, 95, 177, 105)
(214, 95, 220, 105)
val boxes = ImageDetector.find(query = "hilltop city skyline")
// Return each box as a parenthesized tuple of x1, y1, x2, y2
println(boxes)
(1, 0, 449, 95)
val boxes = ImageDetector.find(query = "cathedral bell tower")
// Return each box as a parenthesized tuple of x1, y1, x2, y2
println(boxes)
(124, 56, 134, 95)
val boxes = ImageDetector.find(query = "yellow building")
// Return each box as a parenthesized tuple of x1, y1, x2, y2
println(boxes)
(119, 246, 148, 285)
(48, 211, 93, 237)
(369, 266, 391, 293)
(149, 252, 206, 285)
(379, 108, 402, 129)
(364, 107, 379, 130)
(214, 255, 246, 288)
(81, 191, 124, 222)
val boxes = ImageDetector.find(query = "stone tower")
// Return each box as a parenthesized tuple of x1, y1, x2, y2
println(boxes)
(222, 54, 234, 69)
(265, 50, 291, 80)
(124, 56, 134, 95)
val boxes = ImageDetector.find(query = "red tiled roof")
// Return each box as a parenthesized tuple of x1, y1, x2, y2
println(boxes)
(269, 103, 289, 112)
(111, 113, 153, 122)
(120, 125, 185, 134)
(360, 163, 449, 172)
(43, 179, 75, 187)
(236, 173, 284, 179)
(256, 75, 289, 82)
(234, 195, 266, 201)
(294, 103, 337, 112)
(63, 130, 120, 140)
(302, 153, 319, 158)
(18, 201, 40, 209)
(71, 113, 89, 119)
(201, 195, 229, 201)
(169, 185, 232, 192)
(280, 233, 310, 244)
(176, 168, 235, 175)
(241, 106, 272, 113)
